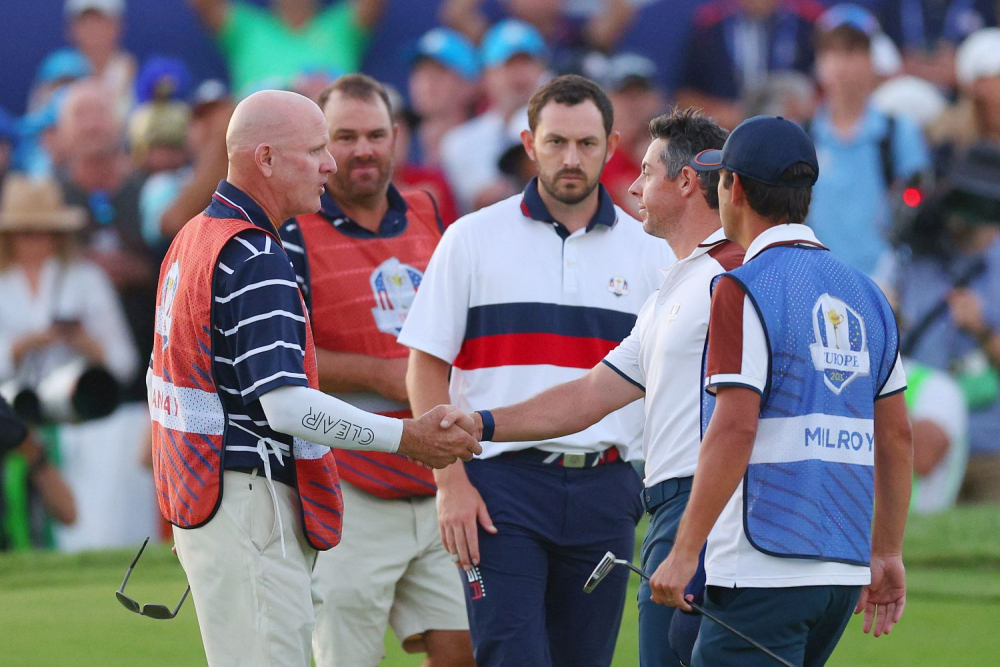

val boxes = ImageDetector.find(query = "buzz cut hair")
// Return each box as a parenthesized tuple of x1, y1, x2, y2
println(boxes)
(316, 73, 393, 118)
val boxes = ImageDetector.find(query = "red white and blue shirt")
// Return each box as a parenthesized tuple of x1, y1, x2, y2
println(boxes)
(398, 178, 673, 459)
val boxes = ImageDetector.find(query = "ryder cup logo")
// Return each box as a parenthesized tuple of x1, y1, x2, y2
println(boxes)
(155, 260, 181, 350)
(370, 257, 423, 336)
(608, 276, 629, 297)
(809, 294, 870, 394)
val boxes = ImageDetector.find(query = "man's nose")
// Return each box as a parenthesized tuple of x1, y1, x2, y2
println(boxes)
(354, 137, 375, 157)
(323, 150, 337, 174)
(628, 176, 642, 200)
(563, 143, 581, 168)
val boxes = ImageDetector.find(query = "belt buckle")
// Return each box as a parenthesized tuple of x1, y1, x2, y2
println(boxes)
(562, 453, 586, 468)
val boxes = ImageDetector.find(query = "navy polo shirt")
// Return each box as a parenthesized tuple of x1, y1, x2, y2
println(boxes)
(208, 180, 311, 486)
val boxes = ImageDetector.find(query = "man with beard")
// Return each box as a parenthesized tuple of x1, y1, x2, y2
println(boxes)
(279, 74, 474, 667)
(399, 75, 672, 666)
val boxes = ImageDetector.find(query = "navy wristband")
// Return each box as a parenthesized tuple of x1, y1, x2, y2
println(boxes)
(478, 410, 495, 442)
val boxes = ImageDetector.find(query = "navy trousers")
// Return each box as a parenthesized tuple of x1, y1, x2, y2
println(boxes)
(637, 486, 692, 667)
(463, 455, 643, 667)
(692, 585, 862, 667)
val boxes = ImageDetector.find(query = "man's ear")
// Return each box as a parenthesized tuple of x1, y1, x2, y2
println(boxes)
(520, 129, 537, 162)
(678, 165, 700, 198)
(605, 130, 621, 164)
(730, 172, 746, 207)
(255, 143, 274, 177)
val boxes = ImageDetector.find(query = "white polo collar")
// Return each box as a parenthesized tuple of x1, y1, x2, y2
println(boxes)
(743, 223, 827, 263)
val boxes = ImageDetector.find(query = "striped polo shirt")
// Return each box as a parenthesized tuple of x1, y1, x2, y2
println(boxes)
(208, 180, 313, 486)
(398, 178, 674, 459)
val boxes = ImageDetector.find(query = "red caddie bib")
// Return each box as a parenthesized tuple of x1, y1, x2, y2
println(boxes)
(294, 190, 440, 499)
(149, 212, 344, 550)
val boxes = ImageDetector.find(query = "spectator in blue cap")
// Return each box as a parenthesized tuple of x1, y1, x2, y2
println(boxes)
(805, 4, 930, 278)
(64, 0, 136, 117)
(27, 49, 92, 115)
(409, 28, 481, 167)
(133, 56, 193, 105)
(441, 19, 548, 213)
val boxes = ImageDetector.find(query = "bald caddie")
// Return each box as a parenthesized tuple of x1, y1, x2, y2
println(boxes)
(147, 90, 480, 667)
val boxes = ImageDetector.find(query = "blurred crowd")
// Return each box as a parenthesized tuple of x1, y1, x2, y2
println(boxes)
(2, 0, 1000, 552)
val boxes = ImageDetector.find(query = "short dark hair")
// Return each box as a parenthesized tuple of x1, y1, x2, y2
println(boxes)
(815, 25, 871, 54)
(722, 163, 817, 223)
(527, 74, 614, 136)
(317, 73, 393, 118)
(648, 107, 729, 208)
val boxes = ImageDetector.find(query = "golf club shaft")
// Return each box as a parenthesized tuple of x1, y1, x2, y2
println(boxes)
(687, 600, 795, 667)
(622, 561, 795, 667)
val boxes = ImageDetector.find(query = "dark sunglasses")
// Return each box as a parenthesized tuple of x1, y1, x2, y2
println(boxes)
(115, 537, 191, 620)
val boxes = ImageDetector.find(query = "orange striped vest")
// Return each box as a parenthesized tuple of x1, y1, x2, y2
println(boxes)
(294, 190, 440, 499)
(149, 213, 344, 550)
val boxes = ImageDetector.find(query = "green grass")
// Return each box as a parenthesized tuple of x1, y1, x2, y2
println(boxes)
(0, 506, 998, 666)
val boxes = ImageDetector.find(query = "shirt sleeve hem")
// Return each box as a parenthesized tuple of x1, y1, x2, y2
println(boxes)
(601, 360, 645, 392)
(875, 385, 907, 400)
(242, 375, 310, 406)
(395, 335, 458, 365)
(704, 373, 765, 396)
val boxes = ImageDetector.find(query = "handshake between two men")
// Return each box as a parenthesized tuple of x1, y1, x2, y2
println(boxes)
(396, 405, 483, 470)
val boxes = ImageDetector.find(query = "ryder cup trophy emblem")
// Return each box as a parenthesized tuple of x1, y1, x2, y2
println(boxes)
(809, 294, 870, 394)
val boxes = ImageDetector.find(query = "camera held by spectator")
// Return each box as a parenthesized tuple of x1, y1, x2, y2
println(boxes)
(0, 176, 125, 425)
(893, 141, 1000, 259)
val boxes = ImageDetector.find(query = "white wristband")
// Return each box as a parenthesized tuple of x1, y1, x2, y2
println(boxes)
(259, 385, 403, 453)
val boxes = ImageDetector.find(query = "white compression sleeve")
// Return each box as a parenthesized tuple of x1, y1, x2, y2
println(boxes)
(258, 385, 403, 453)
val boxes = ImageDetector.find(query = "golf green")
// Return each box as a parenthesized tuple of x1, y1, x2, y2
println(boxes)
(1, 506, 997, 665)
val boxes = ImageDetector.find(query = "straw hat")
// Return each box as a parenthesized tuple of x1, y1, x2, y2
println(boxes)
(0, 175, 87, 233)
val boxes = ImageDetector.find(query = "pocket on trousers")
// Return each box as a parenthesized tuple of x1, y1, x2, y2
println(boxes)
(705, 586, 747, 611)
(248, 478, 278, 555)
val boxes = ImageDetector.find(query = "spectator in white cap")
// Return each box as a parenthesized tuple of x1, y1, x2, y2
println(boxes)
(929, 28, 1000, 155)
(64, 0, 135, 117)
(440, 19, 548, 213)
(872, 76, 948, 130)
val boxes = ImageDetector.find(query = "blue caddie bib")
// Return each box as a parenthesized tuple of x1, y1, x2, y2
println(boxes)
(702, 243, 899, 566)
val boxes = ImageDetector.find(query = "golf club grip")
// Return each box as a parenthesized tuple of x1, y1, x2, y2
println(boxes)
(627, 563, 796, 667)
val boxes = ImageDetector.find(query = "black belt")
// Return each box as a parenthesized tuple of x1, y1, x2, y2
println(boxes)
(641, 476, 694, 514)
(501, 447, 622, 468)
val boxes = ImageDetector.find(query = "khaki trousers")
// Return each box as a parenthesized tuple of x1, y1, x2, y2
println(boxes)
(311, 481, 468, 667)
(173, 470, 320, 667)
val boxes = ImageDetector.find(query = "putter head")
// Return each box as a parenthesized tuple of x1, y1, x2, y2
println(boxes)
(583, 551, 618, 593)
